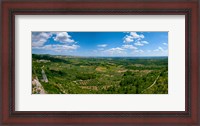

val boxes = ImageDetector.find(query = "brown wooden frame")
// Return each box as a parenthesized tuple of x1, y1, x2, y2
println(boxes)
(0, 0, 199, 125)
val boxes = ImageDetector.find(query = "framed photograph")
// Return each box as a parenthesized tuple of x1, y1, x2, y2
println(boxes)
(31, 31, 168, 95)
(1, 0, 199, 125)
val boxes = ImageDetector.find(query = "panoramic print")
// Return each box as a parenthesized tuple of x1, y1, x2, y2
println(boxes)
(32, 32, 168, 94)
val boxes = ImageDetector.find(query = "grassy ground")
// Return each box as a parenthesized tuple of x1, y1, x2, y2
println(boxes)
(32, 54, 168, 94)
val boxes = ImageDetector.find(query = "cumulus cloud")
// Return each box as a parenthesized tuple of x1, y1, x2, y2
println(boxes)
(32, 32, 80, 53)
(122, 45, 137, 50)
(130, 32, 144, 40)
(123, 35, 134, 43)
(97, 44, 107, 48)
(123, 32, 148, 48)
(53, 32, 75, 43)
(32, 32, 52, 47)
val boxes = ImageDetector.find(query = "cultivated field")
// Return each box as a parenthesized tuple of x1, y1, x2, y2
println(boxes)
(32, 54, 168, 94)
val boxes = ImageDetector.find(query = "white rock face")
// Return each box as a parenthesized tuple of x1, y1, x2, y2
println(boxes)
(32, 78, 46, 94)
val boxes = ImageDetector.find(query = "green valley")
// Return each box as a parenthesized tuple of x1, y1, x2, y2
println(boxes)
(32, 54, 168, 94)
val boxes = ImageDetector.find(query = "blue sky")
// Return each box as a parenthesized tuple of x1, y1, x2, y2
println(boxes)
(32, 32, 168, 57)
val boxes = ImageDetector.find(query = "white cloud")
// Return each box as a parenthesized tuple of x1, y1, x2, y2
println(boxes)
(103, 47, 125, 55)
(158, 46, 164, 51)
(146, 47, 168, 56)
(32, 32, 80, 53)
(32, 32, 76, 47)
(134, 42, 144, 46)
(97, 44, 107, 48)
(123, 35, 134, 43)
(32, 32, 52, 47)
(123, 32, 147, 46)
(154, 47, 164, 52)
(106, 47, 124, 51)
(122, 45, 137, 50)
(33, 44, 79, 52)
(130, 32, 144, 39)
(53, 32, 75, 43)
(133, 40, 149, 46)
(130, 49, 144, 56)
(141, 41, 149, 44)
(163, 43, 168, 46)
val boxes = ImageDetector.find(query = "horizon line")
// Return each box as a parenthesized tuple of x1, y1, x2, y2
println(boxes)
(32, 53, 168, 58)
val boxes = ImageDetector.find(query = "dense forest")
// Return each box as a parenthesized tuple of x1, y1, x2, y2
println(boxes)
(32, 54, 168, 94)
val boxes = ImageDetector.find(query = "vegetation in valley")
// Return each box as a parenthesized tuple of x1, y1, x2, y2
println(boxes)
(32, 54, 168, 94)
